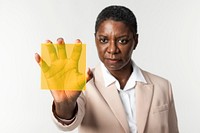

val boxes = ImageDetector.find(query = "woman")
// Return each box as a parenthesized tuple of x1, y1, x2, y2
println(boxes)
(35, 5, 179, 133)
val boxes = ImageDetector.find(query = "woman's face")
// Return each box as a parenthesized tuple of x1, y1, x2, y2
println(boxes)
(95, 19, 138, 72)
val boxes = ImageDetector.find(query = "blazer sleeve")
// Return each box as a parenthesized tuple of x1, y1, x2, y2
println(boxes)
(168, 82, 179, 133)
(52, 93, 86, 131)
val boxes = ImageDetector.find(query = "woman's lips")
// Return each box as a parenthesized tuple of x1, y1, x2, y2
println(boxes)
(105, 58, 120, 64)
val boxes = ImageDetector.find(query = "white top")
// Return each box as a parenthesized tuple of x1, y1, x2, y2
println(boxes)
(101, 61, 146, 133)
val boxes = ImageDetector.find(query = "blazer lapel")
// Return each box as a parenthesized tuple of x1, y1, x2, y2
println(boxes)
(135, 81, 154, 133)
(93, 65, 130, 133)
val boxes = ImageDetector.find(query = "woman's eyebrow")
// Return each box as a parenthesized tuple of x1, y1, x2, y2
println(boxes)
(97, 35, 107, 38)
(116, 35, 130, 38)
(96, 33, 131, 39)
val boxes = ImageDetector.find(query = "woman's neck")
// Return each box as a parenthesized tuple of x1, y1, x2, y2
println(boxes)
(109, 61, 133, 89)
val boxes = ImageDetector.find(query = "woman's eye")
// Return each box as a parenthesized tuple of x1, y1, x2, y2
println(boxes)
(99, 38, 108, 44)
(118, 39, 129, 44)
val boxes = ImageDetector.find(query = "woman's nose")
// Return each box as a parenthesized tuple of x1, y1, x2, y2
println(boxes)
(107, 41, 119, 54)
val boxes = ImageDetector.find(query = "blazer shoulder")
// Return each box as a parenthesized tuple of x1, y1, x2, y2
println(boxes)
(141, 69, 171, 87)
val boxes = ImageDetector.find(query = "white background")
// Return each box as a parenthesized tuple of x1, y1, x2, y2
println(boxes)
(0, 0, 200, 133)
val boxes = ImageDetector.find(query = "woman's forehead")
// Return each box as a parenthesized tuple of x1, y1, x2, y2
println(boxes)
(96, 20, 132, 36)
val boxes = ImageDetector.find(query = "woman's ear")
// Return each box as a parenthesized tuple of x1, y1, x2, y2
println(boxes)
(133, 34, 139, 50)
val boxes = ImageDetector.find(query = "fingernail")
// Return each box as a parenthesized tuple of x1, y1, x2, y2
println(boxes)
(57, 38, 64, 44)
(75, 39, 81, 44)
(45, 40, 52, 43)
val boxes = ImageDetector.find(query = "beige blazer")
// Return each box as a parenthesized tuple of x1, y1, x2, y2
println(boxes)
(53, 65, 179, 133)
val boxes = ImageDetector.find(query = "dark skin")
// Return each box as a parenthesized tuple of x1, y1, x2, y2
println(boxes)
(95, 19, 138, 89)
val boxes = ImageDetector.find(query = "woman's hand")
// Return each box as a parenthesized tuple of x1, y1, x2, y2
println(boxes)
(35, 38, 93, 119)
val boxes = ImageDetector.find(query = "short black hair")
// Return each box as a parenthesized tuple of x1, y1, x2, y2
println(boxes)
(95, 5, 137, 34)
